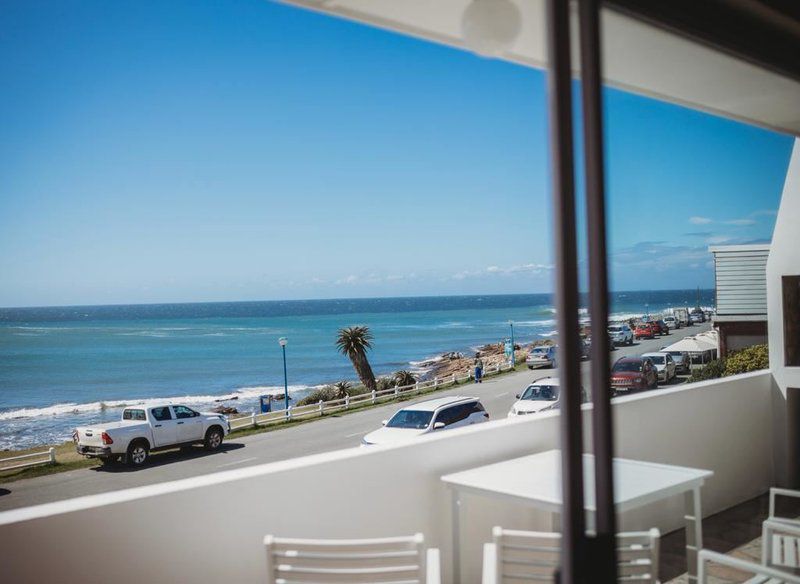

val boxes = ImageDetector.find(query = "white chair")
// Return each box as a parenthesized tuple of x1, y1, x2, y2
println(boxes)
(264, 533, 441, 584)
(699, 549, 800, 584)
(770, 488, 800, 527)
(481, 526, 660, 583)
(763, 519, 800, 573)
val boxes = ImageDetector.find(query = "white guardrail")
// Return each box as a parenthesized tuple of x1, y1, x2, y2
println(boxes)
(228, 362, 515, 431)
(0, 447, 56, 471)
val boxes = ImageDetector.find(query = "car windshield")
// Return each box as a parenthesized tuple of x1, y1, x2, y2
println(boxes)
(532, 347, 550, 354)
(665, 317, 675, 321)
(647, 355, 665, 364)
(613, 360, 642, 372)
(520, 385, 558, 401)
(608, 326, 621, 332)
(667, 351, 684, 360)
(386, 410, 433, 429)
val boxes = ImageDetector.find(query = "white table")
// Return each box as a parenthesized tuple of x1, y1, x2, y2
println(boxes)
(441, 450, 713, 582)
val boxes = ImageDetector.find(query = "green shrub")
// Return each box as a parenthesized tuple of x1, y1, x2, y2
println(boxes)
(394, 370, 417, 388)
(296, 385, 339, 406)
(724, 344, 769, 376)
(688, 358, 727, 382)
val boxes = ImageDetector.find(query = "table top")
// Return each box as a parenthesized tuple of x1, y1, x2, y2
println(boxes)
(441, 450, 713, 513)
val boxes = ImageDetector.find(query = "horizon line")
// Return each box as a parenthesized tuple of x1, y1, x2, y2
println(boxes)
(0, 288, 716, 312)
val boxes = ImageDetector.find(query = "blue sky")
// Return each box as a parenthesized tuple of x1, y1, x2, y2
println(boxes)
(0, 0, 794, 307)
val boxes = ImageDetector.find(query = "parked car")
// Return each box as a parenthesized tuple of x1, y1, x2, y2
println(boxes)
(634, 322, 656, 339)
(610, 357, 658, 393)
(527, 345, 557, 369)
(361, 396, 489, 446)
(74, 404, 230, 467)
(662, 349, 691, 374)
(663, 316, 680, 330)
(641, 352, 677, 383)
(690, 308, 706, 323)
(608, 324, 634, 346)
(653, 319, 670, 335)
(507, 377, 588, 418)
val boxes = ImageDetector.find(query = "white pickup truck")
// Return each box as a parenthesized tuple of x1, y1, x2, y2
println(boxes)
(74, 404, 231, 467)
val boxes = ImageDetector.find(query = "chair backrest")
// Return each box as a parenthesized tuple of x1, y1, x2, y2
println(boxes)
(264, 533, 426, 583)
(491, 527, 660, 583)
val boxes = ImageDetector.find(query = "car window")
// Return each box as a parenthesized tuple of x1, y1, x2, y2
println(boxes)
(123, 409, 146, 421)
(469, 402, 486, 415)
(647, 355, 665, 364)
(435, 403, 472, 426)
(173, 405, 197, 419)
(386, 410, 433, 429)
(151, 407, 172, 421)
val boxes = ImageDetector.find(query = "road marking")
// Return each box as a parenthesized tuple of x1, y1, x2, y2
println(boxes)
(495, 392, 509, 397)
(345, 431, 365, 438)
(217, 457, 258, 468)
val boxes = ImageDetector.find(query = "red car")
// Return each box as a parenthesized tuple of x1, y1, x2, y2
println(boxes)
(634, 322, 655, 339)
(653, 319, 670, 335)
(610, 357, 658, 393)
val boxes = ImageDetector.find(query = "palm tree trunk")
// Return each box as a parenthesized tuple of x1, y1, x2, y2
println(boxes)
(350, 351, 377, 391)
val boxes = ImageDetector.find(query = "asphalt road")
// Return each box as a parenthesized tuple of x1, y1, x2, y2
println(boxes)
(0, 322, 710, 511)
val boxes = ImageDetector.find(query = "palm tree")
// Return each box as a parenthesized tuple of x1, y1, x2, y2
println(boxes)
(335, 326, 377, 391)
(332, 380, 351, 400)
(393, 370, 416, 389)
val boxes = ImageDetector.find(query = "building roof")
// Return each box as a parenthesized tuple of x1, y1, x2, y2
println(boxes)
(708, 243, 771, 253)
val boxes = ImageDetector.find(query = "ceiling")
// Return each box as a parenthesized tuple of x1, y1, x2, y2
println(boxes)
(278, 0, 800, 137)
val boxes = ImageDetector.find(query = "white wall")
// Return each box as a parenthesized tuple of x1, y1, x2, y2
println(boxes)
(0, 371, 773, 583)
(766, 137, 800, 485)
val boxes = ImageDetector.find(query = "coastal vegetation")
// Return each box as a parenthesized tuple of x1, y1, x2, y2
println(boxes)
(687, 344, 768, 382)
(393, 370, 416, 387)
(335, 326, 377, 391)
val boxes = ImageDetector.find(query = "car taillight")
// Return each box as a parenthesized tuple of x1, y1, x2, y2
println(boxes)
(101, 432, 113, 445)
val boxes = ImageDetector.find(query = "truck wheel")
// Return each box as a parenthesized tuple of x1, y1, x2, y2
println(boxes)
(204, 427, 224, 451)
(126, 441, 149, 467)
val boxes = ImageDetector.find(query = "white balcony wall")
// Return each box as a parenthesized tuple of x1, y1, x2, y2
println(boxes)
(0, 371, 773, 583)
(767, 137, 800, 485)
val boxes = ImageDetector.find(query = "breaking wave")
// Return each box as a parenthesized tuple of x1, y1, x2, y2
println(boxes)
(0, 384, 315, 421)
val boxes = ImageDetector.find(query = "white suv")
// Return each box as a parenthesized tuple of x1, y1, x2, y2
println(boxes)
(641, 352, 677, 383)
(608, 324, 633, 346)
(507, 377, 588, 418)
(361, 396, 489, 446)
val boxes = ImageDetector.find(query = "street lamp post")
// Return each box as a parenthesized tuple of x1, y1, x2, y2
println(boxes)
(508, 320, 515, 367)
(278, 337, 289, 415)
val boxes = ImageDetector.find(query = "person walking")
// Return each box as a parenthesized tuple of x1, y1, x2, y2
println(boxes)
(474, 355, 484, 384)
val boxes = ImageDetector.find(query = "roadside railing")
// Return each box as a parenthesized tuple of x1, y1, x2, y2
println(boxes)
(0, 447, 56, 472)
(228, 361, 515, 431)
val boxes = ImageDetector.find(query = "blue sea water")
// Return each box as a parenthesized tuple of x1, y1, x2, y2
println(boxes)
(0, 290, 713, 449)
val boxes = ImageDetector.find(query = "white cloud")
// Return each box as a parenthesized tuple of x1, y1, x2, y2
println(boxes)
(706, 235, 732, 244)
(335, 275, 359, 285)
(724, 219, 756, 226)
(689, 216, 713, 225)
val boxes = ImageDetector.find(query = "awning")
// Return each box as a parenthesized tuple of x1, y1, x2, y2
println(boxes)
(279, 0, 800, 137)
(664, 336, 716, 353)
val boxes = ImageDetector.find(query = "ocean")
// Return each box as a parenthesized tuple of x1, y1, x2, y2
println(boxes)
(0, 290, 714, 450)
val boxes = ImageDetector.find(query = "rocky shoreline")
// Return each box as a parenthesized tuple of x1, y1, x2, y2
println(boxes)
(421, 338, 556, 380)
